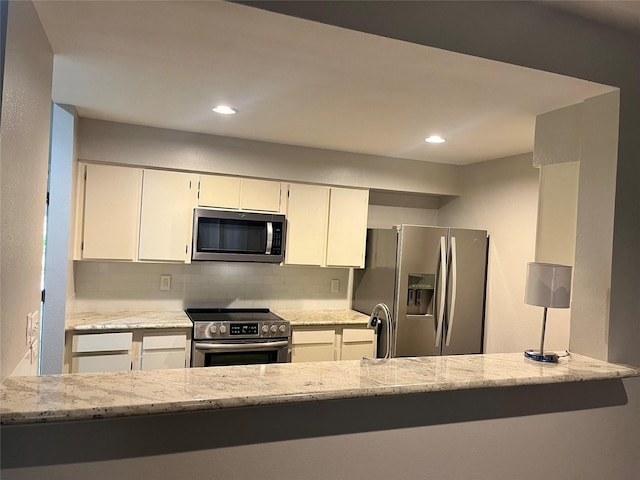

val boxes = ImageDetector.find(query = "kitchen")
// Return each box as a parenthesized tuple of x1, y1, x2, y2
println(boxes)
(1, 0, 640, 480)
(28, 0, 617, 376)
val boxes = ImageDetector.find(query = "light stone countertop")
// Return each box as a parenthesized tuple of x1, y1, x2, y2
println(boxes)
(65, 311, 192, 331)
(273, 309, 369, 326)
(1, 353, 638, 425)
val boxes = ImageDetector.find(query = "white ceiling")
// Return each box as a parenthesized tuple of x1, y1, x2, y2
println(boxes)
(33, 1, 616, 165)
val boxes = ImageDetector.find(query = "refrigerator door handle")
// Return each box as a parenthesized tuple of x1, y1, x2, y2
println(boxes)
(435, 235, 447, 347)
(445, 236, 458, 346)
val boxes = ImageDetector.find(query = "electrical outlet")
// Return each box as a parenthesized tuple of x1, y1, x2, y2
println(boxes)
(160, 275, 171, 291)
(26, 314, 33, 345)
(26, 311, 39, 346)
(331, 279, 340, 293)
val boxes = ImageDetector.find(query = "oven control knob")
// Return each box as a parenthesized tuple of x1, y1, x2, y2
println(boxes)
(261, 325, 269, 334)
(270, 324, 277, 333)
(279, 324, 286, 333)
(219, 325, 227, 334)
(209, 325, 217, 334)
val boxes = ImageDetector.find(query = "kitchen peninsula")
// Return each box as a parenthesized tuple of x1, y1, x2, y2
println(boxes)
(2, 353, 637, 425)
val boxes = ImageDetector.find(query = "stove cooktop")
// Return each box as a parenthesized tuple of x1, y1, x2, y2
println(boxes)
(185, 308, 284, 324)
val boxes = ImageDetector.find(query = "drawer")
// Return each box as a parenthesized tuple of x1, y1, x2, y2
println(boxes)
(140, 351, 186, 370)
(72, 332, 133, 353)
(291, 329, 335, 345)
(142, 333, 187, 351)
(342, 328, 375, 343)
(71, 354, 132, 373)
(340, 343, 375, 361)
(291, 345, 335, 363)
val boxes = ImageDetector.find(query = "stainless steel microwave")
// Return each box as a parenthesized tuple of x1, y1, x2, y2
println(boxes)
(192, 208, 286, 263)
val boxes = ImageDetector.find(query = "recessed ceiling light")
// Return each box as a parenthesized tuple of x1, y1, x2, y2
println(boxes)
(425, 135, 446, 144)
(212, 105, 238, 115)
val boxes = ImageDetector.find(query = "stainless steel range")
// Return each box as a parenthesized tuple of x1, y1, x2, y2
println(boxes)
(186, 308, 291, 367)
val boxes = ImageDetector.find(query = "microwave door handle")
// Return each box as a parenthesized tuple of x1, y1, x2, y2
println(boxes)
(265, 221, 273, 254)
(194, 340, 289, 352)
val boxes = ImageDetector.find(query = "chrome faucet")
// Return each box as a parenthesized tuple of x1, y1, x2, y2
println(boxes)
(367, 303, 393, 359)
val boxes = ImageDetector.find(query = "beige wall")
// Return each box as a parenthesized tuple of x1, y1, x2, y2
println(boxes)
(0, 1, 52, 380)
(436, 153, 568, 353)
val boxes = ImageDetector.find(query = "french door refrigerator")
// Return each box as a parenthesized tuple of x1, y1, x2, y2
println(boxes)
(353, 225, 488, 358)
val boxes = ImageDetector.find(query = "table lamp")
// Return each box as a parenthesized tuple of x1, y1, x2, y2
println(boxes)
(524, 262, 572, 362)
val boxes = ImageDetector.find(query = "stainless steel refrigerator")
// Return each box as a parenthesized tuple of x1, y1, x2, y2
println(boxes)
(353, 225, 488, 357)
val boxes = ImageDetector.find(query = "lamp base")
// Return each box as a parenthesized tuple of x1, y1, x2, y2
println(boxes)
(524, 350, 559, 363)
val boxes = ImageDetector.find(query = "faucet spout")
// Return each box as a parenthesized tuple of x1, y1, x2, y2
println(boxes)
(367, 303, 393, 359)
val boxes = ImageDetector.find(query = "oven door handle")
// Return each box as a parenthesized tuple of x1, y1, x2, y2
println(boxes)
(194, 340, 289, 352)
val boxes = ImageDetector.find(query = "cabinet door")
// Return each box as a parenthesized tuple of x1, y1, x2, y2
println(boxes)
(326, 188, 369, 267)
(292, 345, 336, 363)
(82, 163, 142, 260)
(199, 174, 241, 209)
(285, 183, 330, 266)
(340, 328, 375, 360)
(72, 332, 133, 353)
(72, 354, 132, 373)
(140, 351, 186, 370)
(139, 170, 198, 262)
(240, 179, 281, 212)
(291, 328, 336, 363)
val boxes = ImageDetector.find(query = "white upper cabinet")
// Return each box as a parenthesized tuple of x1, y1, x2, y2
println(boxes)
(240, 178, 281, 212)
(326, 187, 369, 268)
(138, 169, 198, 262)
(80, 163, 142, 261)
(285, 183, 330, 266)
(285, 184, 369, 268)
(199, 174, 281, 212)
(198, 174, 241, 209)
(76, 163, 366, 266)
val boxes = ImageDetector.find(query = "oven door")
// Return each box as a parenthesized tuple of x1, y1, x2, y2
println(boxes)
(191, 339, 290, 367)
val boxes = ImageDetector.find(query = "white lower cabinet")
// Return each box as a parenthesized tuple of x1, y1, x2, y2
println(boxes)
(291, 328, 336, 362)
(140, 351, 187, 370)
(66, 329, 190, 373)
(70, 331, 133, 373)
(291, 326, 376, 363)
(139, 332, 189, 370)
(72, 354, 132, 374)
(340, 328, 376, 360)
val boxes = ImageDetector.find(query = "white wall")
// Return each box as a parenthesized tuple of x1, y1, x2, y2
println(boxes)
(535, 161, 579, 265)
(367, 205, 438, 229)
(78, 117, 461, 196)
(571, 91, 620, 359)
(0, 1, 52, 380)
(72, 261, 351, 312)
(437, 153, 563, 353)
(40, 104, 77, 375)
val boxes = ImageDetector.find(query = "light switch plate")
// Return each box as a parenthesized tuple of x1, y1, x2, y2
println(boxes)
(331, 279, 340, 293)
(160, 275, 171, 291)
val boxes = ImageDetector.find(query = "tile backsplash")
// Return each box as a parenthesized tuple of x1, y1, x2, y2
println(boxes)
(72, 261, 351, 312)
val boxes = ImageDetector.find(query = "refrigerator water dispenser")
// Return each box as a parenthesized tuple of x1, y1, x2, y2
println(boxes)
(407, 274, 435, 315)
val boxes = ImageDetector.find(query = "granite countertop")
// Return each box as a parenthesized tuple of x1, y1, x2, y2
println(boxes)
(1, 353, 637, 425)
(65, 311, 192, 331)
(274, 309, 369, 326)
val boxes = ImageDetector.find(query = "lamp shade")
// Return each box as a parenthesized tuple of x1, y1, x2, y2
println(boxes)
(525, 262, 572, 308)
